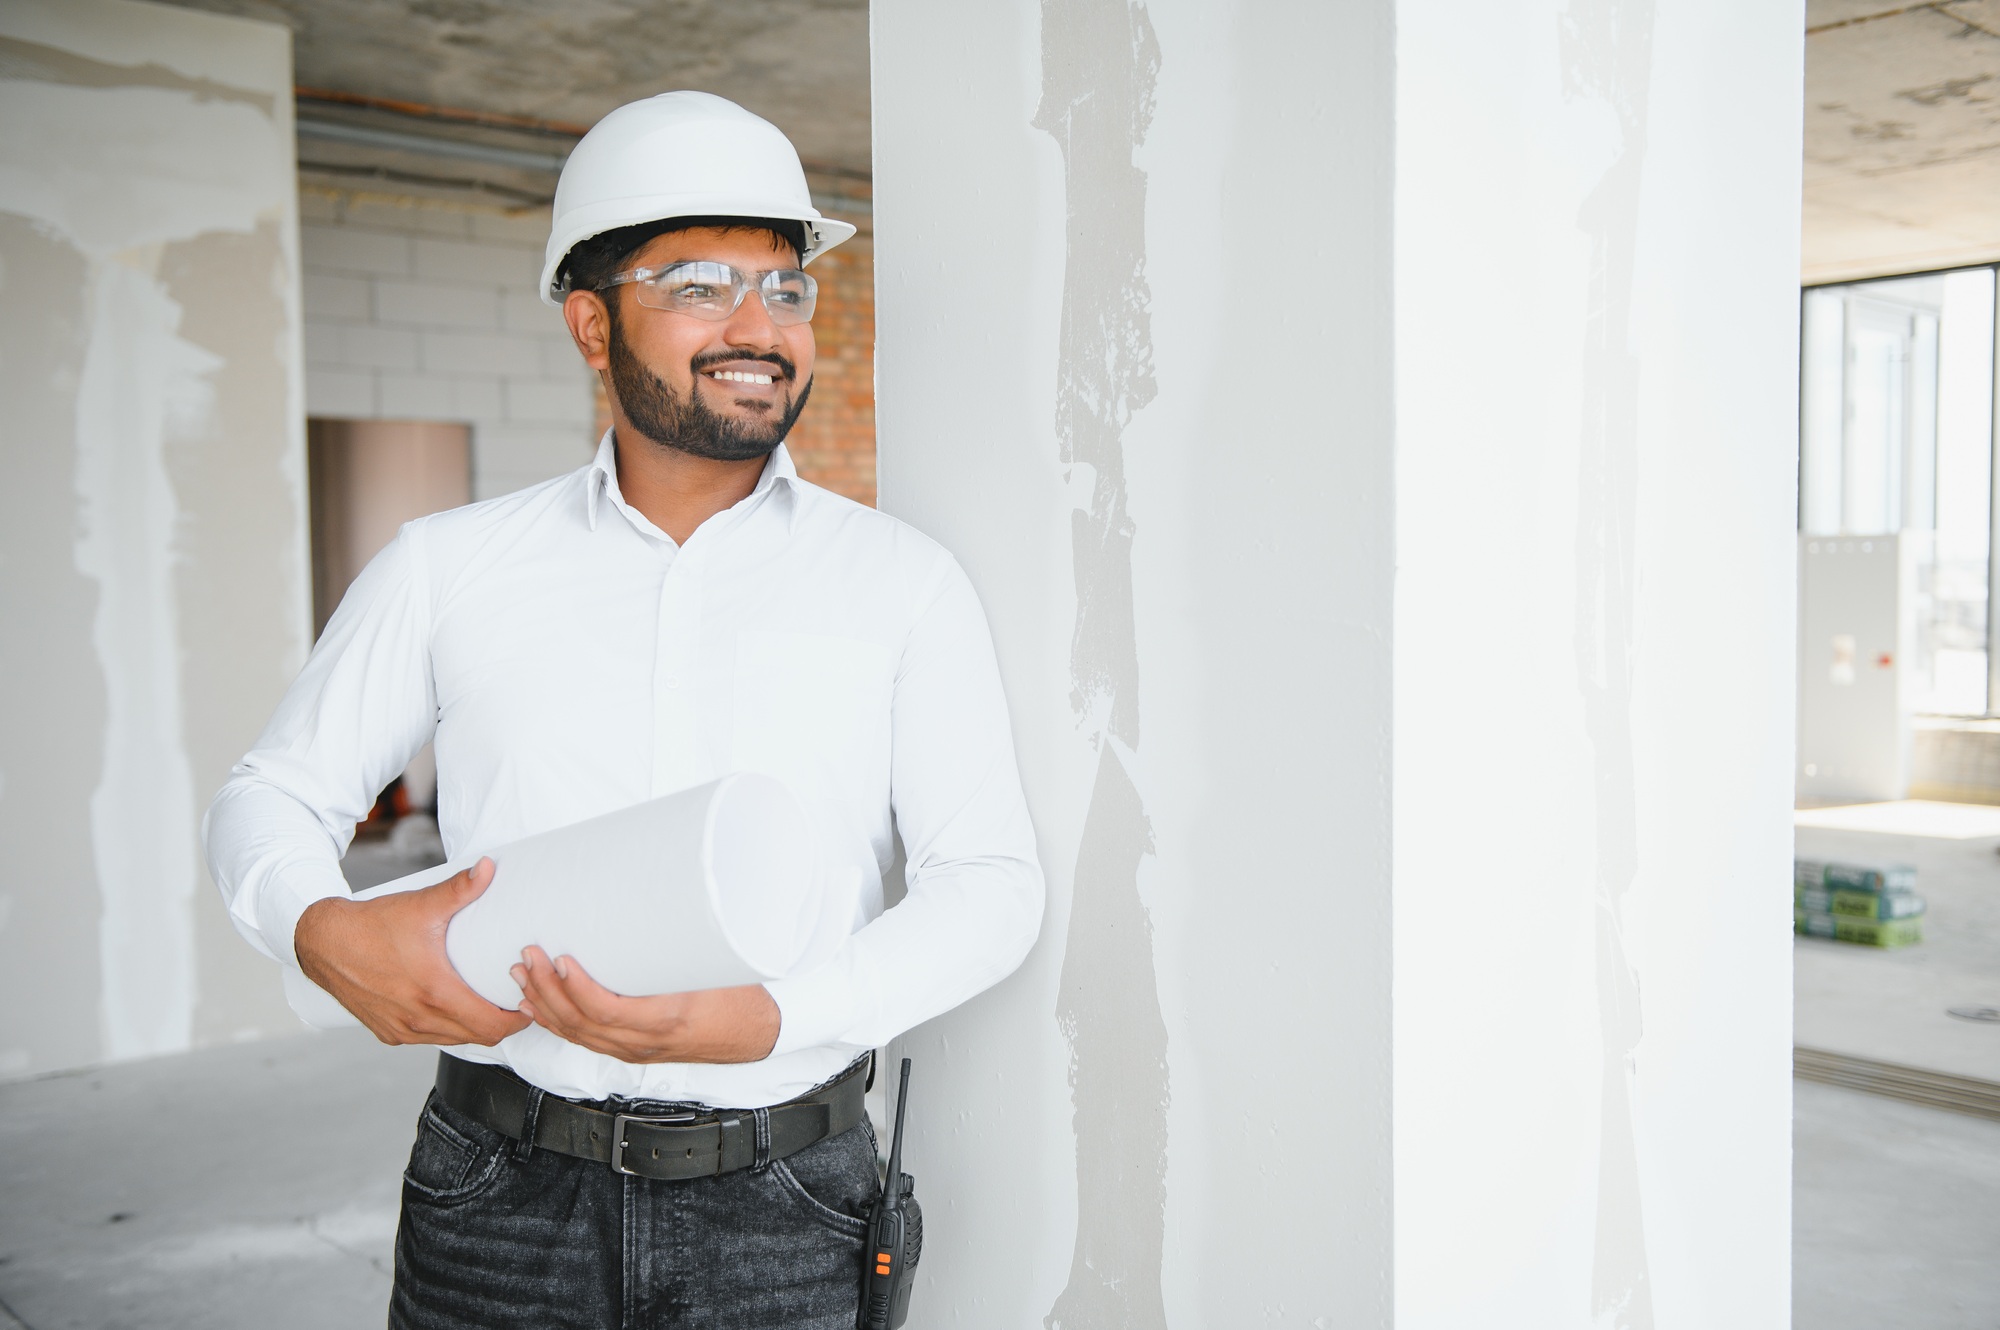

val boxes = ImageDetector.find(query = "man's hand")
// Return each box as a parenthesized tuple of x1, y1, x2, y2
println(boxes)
(295, 858, 531, 1048)
(510, 947, 781, 1064)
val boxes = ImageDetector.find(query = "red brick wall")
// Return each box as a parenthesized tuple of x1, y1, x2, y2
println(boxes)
(783, 237, 876, 506)
(589, 235, 877, 507)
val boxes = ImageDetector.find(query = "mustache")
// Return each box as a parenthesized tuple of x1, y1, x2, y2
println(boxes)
(689, 348, 797, 381)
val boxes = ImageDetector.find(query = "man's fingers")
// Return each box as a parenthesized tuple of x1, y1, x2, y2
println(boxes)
(306, 862, 527, 1047)
(357, 1013, 406, 1046)
(401, 1007, 526, 1048)
(435, 991, 532, 1046)
(403, 963, 531, 1046)
(512, 949, 565, 1026)
(517, 950, 627, 1052)
(552, 957, 624, 1024)
(509, 948, 668, 1062)
(517, 948, 588, 1032)
(452, 856, 497, 899)
(463, 1007, 533, 1046)
(422, 857, 496, 913)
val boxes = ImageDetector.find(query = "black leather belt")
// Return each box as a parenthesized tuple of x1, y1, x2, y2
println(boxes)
(434, 1053, 869, 1182)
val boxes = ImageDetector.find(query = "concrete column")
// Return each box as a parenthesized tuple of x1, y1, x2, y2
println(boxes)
(873, 1, 1799, 1325)
(0, 0, 308, 1074)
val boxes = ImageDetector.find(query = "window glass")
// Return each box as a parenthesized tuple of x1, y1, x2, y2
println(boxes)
(1799, 267, 1997, 715)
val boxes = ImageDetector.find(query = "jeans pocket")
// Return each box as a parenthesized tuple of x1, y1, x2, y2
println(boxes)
(402, 1091, 506, 1205)
(770, 1125, 877, 1240)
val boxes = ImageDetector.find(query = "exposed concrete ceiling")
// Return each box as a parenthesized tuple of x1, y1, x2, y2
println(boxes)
(1806, 0, 2000, 281)
(144, 2, 1996, 283)
(151, 0, 871, 184)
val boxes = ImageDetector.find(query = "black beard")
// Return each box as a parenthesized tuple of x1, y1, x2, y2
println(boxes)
(607, 324, 811, 462)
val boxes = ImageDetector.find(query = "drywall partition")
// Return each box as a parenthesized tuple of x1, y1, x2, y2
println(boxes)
(0, 0, 307, 1075)
(873, 0, 1395, 1324)
(875, 0, 1796, 1325)
(1392, 1, 1799, 1325)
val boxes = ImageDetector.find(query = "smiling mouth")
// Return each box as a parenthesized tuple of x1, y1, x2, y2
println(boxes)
(707, 369, 777, 385)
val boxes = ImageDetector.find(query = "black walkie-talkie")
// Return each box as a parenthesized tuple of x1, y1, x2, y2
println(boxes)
(860, 1057, 922, 1330)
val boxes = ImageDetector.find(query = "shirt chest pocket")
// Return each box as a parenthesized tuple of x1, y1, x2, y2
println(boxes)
(731, 630, 895, 800)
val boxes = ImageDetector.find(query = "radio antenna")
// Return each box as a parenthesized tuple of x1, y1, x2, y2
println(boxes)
(884, 1057, 912, 1211)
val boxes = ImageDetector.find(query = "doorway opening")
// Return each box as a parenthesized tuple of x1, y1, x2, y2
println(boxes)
(307, 418, 470, 886)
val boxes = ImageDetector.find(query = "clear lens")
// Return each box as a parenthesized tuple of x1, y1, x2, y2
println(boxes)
(625, 261, 817, 325)
(647, 260, 738, 316)
(757, 269, 817, 324)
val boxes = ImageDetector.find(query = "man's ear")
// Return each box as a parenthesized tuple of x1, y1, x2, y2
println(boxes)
(562, 289, 614, 371)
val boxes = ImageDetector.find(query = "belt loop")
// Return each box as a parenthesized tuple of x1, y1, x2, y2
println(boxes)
(514, 1085, 545, 1162)
(751, 1106, 772, 1172)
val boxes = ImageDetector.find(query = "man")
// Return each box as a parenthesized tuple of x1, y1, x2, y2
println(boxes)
(203, 91, 1044, 1329)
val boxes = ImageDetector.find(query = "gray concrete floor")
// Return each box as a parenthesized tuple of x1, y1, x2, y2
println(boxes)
(1790, 804, 2000, 1329)
(0, 1031, 433, 1330)
(0, 808, 1992, 1326)
(1794, 807, 2000, 1081)
(0, 1029, 1990, 1327)
(1793, 1078, 2000, 1329)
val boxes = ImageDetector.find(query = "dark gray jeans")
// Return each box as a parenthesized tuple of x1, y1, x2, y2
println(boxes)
(388, 1086, 880, 1329)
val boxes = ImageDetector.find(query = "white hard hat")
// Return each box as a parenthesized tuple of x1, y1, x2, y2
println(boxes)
(540, 91, 856, 306)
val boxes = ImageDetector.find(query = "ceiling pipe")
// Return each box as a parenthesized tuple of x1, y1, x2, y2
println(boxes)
(297, 86, 590, 139)
(297, 117, 571, 172)
(293, 86, 873, 184)
(298, 160, 554, 208)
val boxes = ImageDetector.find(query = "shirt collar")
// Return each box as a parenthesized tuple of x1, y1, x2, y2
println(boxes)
(586, 430, 800, 534)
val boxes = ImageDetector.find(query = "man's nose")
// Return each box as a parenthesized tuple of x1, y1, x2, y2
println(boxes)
(720, 286, 785, 347)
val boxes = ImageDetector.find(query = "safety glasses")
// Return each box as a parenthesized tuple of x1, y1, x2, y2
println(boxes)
(597, 260, 818, 326)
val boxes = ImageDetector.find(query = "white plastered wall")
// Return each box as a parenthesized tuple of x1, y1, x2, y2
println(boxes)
(874, 0, 1394, 1323)
(0, 0, 311, 1074)
(874, 0, 1799, 1325)
(1393, 0, 1799, 1326)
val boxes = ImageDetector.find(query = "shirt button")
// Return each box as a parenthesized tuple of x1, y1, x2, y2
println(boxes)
(663, 676, 680, 689)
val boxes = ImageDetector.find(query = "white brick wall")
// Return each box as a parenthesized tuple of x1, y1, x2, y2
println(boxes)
(299, 192, 598, 500)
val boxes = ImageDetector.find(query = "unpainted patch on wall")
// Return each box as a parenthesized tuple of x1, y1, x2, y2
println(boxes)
(0, 34, 275, 114)
(0, 213, 106, 1075)
(1034, 1, 1170, 1326)
(1560, 0, 1660, 1321)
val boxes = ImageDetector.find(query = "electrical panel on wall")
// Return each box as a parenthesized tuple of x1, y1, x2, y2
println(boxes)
(1798, 533, 1925, 803)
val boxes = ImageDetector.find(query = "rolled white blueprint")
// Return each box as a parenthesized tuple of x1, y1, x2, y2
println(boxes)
(285, 773, 839, 1029)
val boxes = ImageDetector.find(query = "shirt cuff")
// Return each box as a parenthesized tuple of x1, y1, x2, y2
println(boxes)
(256, 861, 355, 968)
(763, 950, 871, 1058)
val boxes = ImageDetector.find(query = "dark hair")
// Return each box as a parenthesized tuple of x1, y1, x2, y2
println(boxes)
(557, 215, 808, 296)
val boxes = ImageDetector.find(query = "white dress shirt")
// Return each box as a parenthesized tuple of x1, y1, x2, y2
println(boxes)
(203, 433, 1044, 1106)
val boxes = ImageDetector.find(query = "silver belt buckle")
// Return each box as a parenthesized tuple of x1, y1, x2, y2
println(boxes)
(610, 1110, 699, 1175)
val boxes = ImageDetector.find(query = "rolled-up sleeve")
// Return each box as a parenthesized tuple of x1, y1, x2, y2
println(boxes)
(764, 554, 1045, 1055)
(202, 523, 438, 966)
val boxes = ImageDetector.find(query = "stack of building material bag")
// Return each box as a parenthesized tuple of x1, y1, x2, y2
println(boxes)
(1794, 858, 1924, 948)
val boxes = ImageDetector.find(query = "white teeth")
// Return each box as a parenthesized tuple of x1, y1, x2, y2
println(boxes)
(710, 370, 775, 385)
